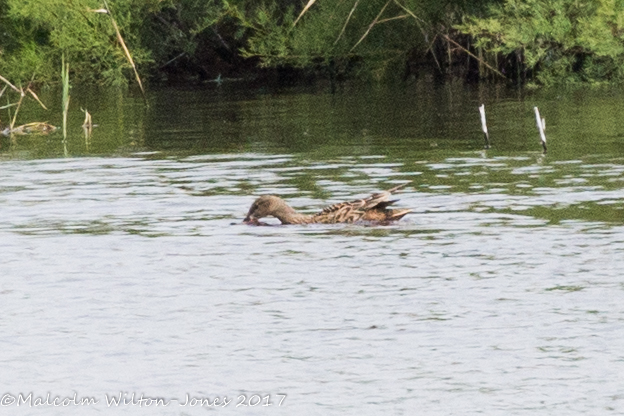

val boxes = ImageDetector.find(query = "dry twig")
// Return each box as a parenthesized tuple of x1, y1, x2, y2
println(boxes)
(27, 88, 48, 110)
(0, 74, 20, 93)
(294, 0, 317, 26)
(350, 0, 391, 52)
(394, 0, 504, 78)
(334, 0, 360, 45)
(98, 1, 147, 103)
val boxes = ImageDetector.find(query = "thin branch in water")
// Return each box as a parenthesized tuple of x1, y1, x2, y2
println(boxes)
(334, 0, 360, 46)
(9, 74, 35, 131)
(479, 104, 490, 149)
(10, 88, 26, 131)
(534, 107, 547, 153)
(294, 0, 317, 26)
(350, 0, 391, 53)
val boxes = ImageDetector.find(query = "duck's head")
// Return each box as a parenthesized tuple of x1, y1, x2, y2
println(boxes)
(243, 195, 292, 224)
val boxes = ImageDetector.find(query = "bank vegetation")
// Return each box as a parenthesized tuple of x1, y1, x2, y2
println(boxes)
(2, 0, 624, 87)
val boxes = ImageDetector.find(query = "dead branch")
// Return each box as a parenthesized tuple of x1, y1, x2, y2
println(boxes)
(334, 0, 360, 46)
(294, 0, 317, 26)
(350, 0, 391, 53)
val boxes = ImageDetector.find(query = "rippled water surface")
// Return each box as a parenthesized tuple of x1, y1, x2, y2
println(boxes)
(1, 82, 624, 415)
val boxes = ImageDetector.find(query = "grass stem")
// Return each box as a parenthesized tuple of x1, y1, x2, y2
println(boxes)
(62, 54, 70, 141)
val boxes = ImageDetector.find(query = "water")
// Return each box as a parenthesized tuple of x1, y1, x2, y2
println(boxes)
(1, 81, 624, 415)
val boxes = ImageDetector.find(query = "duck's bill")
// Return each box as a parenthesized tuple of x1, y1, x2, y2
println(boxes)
(243, 216, 271, 226)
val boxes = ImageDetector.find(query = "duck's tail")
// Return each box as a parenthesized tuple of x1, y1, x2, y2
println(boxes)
(386, 182, 410, 194)
(387, 208, 412, 221)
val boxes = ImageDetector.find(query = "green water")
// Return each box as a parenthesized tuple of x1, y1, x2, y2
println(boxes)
(3, 80, 623, 225)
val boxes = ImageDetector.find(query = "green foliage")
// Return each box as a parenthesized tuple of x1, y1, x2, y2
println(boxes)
(458, 0, 624, 84)
(238, 0, 493, 80)
(3, 0, 624, 85)
(139, 0, 226, 69)
(0, 0, 158, 85)
(238, 1, 421, 78)
(232, 1, 296, 66)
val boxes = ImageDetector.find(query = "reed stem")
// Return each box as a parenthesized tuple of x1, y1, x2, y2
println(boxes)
(479, 104, 490, 148)
(62, 53, 70, 141)
(101, 0, 147, 105)
(294, 0, 317, 26)
(534, 106, 547, 153)
(9, 89, 25, 131)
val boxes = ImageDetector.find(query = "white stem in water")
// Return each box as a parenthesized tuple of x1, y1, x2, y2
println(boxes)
(479, 104, 488, 134)
(479, 104, 490, 148)
(534, 107, 547, 152)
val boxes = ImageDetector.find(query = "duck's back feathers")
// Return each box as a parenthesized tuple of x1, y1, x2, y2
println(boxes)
(312, 183, 411, 224)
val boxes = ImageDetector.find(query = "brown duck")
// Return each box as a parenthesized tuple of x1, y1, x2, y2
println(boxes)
(244, 183, 412, 225)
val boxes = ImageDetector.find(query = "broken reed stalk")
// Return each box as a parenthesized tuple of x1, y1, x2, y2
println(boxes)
(14, 74, 37, 129)
(1, 73, 26, 131)
(9, 79, 34, 131)
(9, 122, 56, 135)
(62, 54, 70, 141)
(82, 108, 92, 129)
(0, 85, 7, 125)
(534, 106, 547, 153)
(27, 88, 48, 110)
(0, 101, 17, 111)
(0, 74, 20, 93)
(99, 0, 147, 105)
(1, 73, 51, 135)
(9, 90, 24, 131)
(0, 85, 5, 126)
(293, 0, 317, 26)
(479, 104, 490, 149)
(82, 108, 93, 145)
(82, 107, 93, 140)
(350, 0, 391, 52)
(334, 0, 360, 45)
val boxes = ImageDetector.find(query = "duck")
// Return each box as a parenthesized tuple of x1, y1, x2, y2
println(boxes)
(243, 183, 412, 225)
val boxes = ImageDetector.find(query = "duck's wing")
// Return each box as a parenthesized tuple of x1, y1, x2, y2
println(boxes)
(314, 183, 410, 223)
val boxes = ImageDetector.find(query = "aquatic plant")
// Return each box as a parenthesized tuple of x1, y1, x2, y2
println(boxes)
(0, 73, 51, 136)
